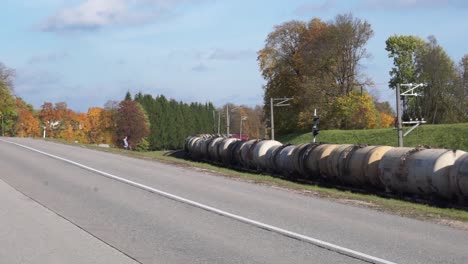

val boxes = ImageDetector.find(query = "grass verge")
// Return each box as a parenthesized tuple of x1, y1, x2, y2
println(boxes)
(280, 123, 468, 151)
(47, 138, 468, 229)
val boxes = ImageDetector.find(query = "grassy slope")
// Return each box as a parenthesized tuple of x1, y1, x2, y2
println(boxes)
(279, 123, 468, 150)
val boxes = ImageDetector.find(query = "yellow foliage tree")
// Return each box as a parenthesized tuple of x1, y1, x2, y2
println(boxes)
(100, 108, 116, 144)
(87, 107, 105, 143)
(73, 113, 90, 143)
(327, 91, 380, 129)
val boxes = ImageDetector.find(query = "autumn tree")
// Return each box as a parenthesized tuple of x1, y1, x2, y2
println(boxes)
(38, 102, 88, 141)
(258, 20, 307, 134)
(297, 18, 336, 130)
(258, 14, 374, 133)
(54, 102, 78, 141)
(0, 62, 17, 135)
(327, 91, 380, 129)
(375, 101, 395, 128)
(13, 98, 40, 137)
(329, 13, 374, 96)
(116, 99, 150, 149)
(60, 110, 78, 141)
(215, 104, 266, 139)
(39, 102, 59, 137)
(374, 101, 394, 116)
(87, 107, 105, 143)
(240, 106, 266, 139)
(71, 112, 89, 143)
(380, 112, 395, 128)
(101, 100, 119, 144)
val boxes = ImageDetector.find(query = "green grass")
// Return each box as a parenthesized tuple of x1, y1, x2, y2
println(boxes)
(279, 123, 468, 151)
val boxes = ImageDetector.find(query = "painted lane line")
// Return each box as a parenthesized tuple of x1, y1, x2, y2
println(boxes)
(1, 139, 397, 264)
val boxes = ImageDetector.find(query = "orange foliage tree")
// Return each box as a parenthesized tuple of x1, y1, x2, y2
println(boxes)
(39, 102, 60, 137)
(14, 98, 40, 137)
(380, 112, 395, 128)
(38, 101, 118, 144)
(87, 107, 106, 143)
(38, 102, 90, 142)
(72, 112, 89, 143)
(59, 110, 76, 141)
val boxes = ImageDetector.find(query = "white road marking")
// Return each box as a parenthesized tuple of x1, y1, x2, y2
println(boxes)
(1, 138, 397, 264)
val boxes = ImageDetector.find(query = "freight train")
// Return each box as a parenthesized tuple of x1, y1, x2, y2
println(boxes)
(184, 135, 468, 206)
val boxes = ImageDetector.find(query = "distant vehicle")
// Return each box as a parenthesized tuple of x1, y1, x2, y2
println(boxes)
(230, 133, 249, 140)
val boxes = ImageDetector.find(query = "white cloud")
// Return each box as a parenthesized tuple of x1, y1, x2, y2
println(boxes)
(39, 0, 128, 32)
(37, 0, 198, 33)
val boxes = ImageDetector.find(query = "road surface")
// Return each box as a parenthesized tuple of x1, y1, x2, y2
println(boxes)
(0, 137, 467, 264)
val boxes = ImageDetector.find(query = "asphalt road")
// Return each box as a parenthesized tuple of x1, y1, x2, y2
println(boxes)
(0, 137, 467, 264)
(0, 179, 138, 264)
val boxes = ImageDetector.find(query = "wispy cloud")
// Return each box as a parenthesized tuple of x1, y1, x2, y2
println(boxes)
(36, 0, 201, 33)
(15, 68, 62, 89)
(185, 48, 254, 72)
(168, 48, 254, 61)
(208, 49, 254, 61)
(294, 0, 337, 15)
(191, 63, 212, 72)
(28, 52, 69, 64)
(14, 68, 125, 110)
(14, 68, 65, 106)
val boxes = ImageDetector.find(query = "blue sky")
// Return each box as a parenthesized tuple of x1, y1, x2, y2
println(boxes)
(1, 0, 467, 112)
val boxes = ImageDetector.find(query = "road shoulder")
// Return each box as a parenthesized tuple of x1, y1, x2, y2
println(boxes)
(0, 179, 139, 264)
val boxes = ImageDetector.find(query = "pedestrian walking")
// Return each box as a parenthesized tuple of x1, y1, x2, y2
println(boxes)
(123, 136, 129, 150)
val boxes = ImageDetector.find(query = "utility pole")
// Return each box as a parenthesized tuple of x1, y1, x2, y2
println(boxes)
(270, 97, 293, 141)
(226, 105, 230, 136)
(240, 116, 247, 140)
(213, 110, 216, 133)
(396, 84, 403, 147)
(217, 111, 221, 134)
(229, 106, 244, 138)
(270, 98, 274, 140)
(396, 83, 426, 147)
(1, 114, 4, 137)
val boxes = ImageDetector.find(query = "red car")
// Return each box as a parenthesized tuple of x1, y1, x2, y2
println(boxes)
(230, 133, 249, 140)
